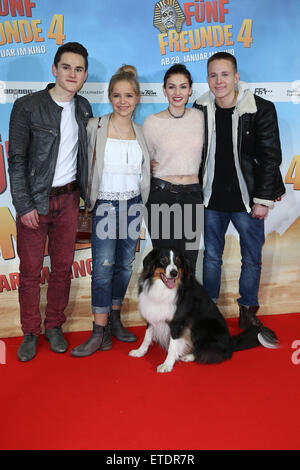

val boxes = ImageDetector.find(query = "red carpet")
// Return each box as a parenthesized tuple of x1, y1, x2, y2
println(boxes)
(1, 313, 300, 450)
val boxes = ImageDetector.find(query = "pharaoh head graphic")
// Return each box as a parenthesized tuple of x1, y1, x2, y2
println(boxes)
(153, 0, 185, 34)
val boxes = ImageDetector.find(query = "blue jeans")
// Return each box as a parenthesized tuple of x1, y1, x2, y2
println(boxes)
(203, 209, 265, 307)
(91, 196, 142, 314)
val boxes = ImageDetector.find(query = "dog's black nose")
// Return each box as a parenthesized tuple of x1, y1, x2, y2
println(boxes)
(170, 269, 178, 278)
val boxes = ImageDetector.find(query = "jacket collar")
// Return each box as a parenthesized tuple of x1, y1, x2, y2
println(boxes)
(46, 83, 79, 104)
(195, 81, 257, 116)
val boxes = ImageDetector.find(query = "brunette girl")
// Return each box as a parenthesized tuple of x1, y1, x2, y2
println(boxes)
(143, 64, 204, 273)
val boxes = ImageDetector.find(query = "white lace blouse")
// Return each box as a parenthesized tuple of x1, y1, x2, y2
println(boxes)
(98, 138, 143, 201)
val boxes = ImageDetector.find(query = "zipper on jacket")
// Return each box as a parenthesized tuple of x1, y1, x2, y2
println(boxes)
(45, 108, 62, 201)
(32, 124, 58, 136)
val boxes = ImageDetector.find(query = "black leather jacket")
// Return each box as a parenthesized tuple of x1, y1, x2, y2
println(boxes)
(193, 91, 285, 207)
(8, 84, 93, 216)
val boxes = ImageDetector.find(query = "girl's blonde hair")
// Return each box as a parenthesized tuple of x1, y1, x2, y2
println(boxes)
(108, 65, 140, 98)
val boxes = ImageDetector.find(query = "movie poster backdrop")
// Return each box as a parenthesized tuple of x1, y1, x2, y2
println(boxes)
(0, 0, 299, 337)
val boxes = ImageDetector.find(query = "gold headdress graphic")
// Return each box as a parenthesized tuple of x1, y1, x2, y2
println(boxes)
(153, 0, 185, 34)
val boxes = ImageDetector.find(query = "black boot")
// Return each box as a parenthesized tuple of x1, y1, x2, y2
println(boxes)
(238, 304, 278, 348)
(109, 310, 137, 342)
(238, 305, 263, 329)
(17, 334, 39, 362)
(70, 322, 112, 357)
(45, 327, 68, 353)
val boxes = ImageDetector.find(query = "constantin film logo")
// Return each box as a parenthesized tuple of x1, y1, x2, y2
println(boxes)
(141, 88, 158, 97)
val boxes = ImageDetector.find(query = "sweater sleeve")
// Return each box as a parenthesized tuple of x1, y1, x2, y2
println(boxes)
(142, 115, 156, 160)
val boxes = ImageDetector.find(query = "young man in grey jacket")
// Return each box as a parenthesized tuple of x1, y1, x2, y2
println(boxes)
(193, 52, 285, 335)
(8, 42, 93, 361)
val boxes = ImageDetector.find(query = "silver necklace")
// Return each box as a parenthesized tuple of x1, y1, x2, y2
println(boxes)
(111, 115, 133, 139)
(168, 106, 186, 119)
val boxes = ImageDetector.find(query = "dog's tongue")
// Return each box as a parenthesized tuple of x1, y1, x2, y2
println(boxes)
(161, 274, 176, 289)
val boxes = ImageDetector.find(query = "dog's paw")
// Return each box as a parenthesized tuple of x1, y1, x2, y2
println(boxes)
(157, 363, 173, 373)
(180, 353, 195, 362)
(129, 348, 146, 358)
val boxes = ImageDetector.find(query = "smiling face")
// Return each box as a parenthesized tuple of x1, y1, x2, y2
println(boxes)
(207, 58, 240, 108)
(109, 80, 140, 119)
(163, 73, 192, 113)
(51, 52, 88, 100)
(152, 251, 180, 289)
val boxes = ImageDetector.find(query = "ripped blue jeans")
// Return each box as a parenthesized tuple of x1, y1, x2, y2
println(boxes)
(91, 195, 142, 314)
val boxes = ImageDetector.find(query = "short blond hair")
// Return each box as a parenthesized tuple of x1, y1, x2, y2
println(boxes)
(108, 65, 140, 97)
(207, 52, 237, 73)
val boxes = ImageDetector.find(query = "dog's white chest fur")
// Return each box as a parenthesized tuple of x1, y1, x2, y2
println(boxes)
(139, 278, 177, 323)
(138, 278, 177, 349)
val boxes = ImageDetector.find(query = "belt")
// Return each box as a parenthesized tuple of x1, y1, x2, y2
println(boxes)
(151, 177, 201, 194)
(49, 181, 78, 197)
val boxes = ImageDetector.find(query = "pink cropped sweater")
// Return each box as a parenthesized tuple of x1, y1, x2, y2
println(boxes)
(142, 108, 204, 177)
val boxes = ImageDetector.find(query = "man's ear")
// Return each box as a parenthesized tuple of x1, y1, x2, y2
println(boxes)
(234, 72, 240, 84)
(52, 63, 57, 78)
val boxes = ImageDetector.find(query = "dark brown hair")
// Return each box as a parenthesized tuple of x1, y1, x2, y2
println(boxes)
(53, 42, 88, 70)
(163, 64, 193, 88)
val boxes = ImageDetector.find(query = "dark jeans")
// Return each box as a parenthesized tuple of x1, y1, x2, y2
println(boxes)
(16, 189, 80, 335)
(146, 178, 202, 273)
(203, 208, 265, 306)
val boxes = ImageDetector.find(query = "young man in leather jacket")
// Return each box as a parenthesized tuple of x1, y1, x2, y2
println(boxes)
(8, 42, 93, 361)
(193, 52, 285, 332)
